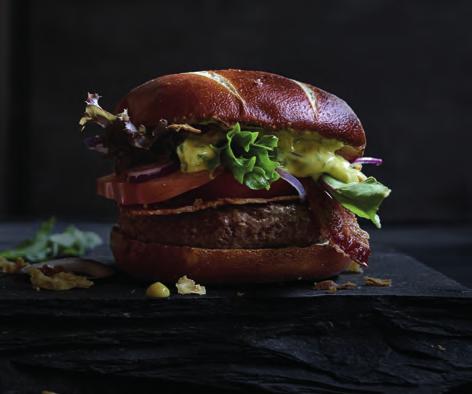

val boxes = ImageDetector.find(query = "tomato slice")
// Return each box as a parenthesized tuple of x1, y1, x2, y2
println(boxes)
(185, 172, 295, 200)
(97, 170, 216, 205)
(97, 170, 297, 206)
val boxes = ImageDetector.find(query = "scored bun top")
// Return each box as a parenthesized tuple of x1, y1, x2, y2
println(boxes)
(116, 69, 366, 158)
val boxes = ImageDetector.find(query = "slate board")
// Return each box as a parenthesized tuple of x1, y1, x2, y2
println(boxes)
(1, 249, 472, 394)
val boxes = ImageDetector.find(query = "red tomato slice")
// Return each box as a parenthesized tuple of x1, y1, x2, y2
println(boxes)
(97, 170, 216, 205)
(186, 172, 295, 200)
(97, 170, 298, 206)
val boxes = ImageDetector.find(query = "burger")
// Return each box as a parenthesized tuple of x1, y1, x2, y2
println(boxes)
(80, 69, 390, 283)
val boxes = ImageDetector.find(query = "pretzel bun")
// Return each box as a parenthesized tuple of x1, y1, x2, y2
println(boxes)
(116, 69, 365, 159)
(111, 226, 352, 283)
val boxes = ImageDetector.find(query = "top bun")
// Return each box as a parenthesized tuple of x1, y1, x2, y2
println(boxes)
(116, 69, 366, 158)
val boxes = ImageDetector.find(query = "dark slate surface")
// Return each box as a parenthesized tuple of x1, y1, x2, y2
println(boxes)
(0, 223, 472, 393)
(0, 251, 470, 304)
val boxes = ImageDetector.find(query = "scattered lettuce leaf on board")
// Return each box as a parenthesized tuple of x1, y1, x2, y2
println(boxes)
(0, 218, 102, 262)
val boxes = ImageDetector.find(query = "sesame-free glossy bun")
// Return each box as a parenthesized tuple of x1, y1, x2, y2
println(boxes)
(111, 226, 352, 284)
(116, 69, 366, 159)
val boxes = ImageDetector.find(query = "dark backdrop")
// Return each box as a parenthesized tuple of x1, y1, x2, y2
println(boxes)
(0, 0, 471, 223)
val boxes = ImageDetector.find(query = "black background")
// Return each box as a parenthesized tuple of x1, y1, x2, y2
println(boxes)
(0, 0, 471, 223)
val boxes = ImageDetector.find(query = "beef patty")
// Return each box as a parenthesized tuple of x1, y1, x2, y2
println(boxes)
(118, 202, 320, 249)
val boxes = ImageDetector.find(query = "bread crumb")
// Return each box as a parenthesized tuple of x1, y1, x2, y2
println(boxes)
(176, 275, 206, 295)
(314, 280, 338, 293)
(437, 344, 446, 351)
(337, 281, 357, 290)
(0, 257, 28, 273)
(344, 261, 364, 274)
(236, 291, 245, 297)
(28, 268, 93, 291)
(364, 276, 392, 287)
(315, 280, 358, 293)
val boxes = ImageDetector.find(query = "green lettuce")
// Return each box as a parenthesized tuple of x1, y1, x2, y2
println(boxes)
(80, 93, 158, 150)
(79, 94, 117, 130)
(322, 175, 391, 228)
(0, 218, 102, 262)
(219, 123, 280, 190)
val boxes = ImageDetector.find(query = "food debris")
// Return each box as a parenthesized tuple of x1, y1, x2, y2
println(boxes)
(39, 264, 65, 276)
(1, 256, 95, 291)
(30, 258, 115, 279)
(364, 276, 392, 287)
(28, 267, 93, 291)
(236, 291, 245, 297)
(314, 280, 338, 293)
(0, 257, 28, 273)
(344, 261, 364, 274)
(337, 281, 357, 290)
(176, 275, 206, 295)
(437, 344, 446, 351)
(314, 280, 357, 293)
(146, 281, 170, 298)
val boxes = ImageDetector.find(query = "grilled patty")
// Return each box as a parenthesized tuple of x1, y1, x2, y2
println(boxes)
(118, 202, 320, 249)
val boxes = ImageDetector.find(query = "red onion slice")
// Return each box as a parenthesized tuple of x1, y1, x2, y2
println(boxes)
(353, 157, 383, 166)
(126, 161, 179, 183)
(276, 168, 306, 201)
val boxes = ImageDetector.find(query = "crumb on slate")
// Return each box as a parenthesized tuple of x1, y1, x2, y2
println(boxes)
(364, 276, 392, 287)
(314, 280, 338, 293)
(337, 281, 357, 290)
(29, 268, 93, 291)
(314, 280, 357, 293)
(0, 257, 28, 273)
(176, 275, 206, 295)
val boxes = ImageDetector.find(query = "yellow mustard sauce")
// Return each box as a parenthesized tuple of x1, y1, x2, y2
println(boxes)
(275, 131, 365, 183)
(177, 128, 365, 183)
(177, 131, 224, 172)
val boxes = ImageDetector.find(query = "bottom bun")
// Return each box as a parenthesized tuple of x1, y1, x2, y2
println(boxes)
(111, 227, 352, 283)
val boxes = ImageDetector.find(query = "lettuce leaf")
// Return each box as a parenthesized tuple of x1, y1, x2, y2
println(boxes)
(322, 175, 391, 228)
(79, 93, 157, 150)
(0, 218, 102, 262)
(0, 218, 55, 261)
(79, 93, 117, 130)
(220, 123, 280, 190)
